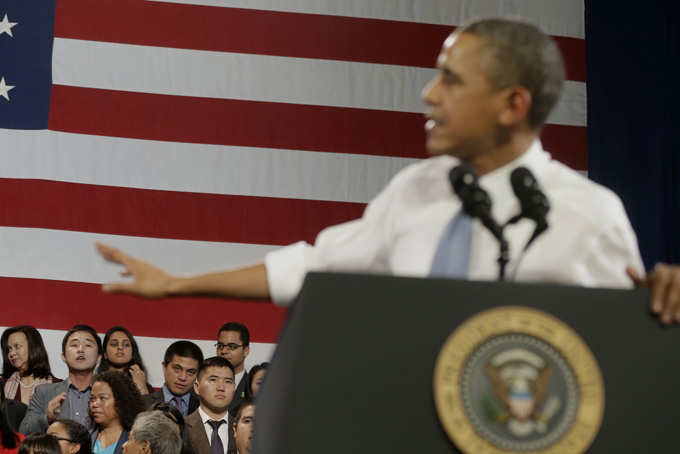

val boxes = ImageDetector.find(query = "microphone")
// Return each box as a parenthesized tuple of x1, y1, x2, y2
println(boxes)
(449, 165, 509, 280)
(509, 167, 550, 249)
(449, 165, 501, 240)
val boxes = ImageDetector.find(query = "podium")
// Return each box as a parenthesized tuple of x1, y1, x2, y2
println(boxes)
(254, 273, 680, 453)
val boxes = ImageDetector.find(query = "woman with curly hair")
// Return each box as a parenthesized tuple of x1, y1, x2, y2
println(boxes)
(1, 326, 61, 405)
(97, 327, 153, 395)
(88, 371, 145, 454)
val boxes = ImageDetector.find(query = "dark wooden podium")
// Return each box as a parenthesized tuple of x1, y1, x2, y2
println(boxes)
(253, 273, 680, 453)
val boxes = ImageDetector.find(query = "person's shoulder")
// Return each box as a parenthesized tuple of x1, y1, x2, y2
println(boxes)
(33, 381, 65, 396)
(540, 158, 629, 225)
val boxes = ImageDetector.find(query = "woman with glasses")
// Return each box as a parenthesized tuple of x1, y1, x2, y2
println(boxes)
(47, 419, 92, 454)
(88, 371, 145, 454)
(97, 327, 153, 395)
(1, 326, 62, 405)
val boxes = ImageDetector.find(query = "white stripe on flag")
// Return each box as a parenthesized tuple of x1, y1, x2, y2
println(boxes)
(0, 130, 417, 203)
(52, 39, 586, 126)
(145, 0, 585, 38)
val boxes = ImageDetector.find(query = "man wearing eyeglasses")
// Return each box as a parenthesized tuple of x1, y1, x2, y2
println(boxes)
(215, 323, 250, 416)
(143, 340, 204, 417)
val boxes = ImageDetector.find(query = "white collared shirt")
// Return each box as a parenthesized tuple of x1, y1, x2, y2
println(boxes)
(198, 407, 229, 453)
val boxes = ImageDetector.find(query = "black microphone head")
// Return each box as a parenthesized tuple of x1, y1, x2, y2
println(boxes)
(449, 165, 492, 220)
(510, 167, 549, 223)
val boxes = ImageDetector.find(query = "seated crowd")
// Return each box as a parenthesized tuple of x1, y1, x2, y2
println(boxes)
(0, 322, 264, 454)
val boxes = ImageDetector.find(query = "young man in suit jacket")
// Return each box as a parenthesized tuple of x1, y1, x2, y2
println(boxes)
(20, 325, 102, 434)
(142, 341, 203, 416)
(215, 323, 250, 417)
(185, 357, 236, 454)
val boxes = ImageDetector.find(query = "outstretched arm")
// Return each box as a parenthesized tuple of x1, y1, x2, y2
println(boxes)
(96, 243, 271, 300)
(628, 264, 680, 325)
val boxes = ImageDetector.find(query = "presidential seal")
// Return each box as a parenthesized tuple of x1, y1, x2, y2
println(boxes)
(433, 306, 604, 454)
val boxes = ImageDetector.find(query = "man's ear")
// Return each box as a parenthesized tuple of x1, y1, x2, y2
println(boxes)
(193, 380, 200, 396)
(243, 346, 250, 359)
(140, 441, 151, 454)
(70, 443, 81, 454)
(498, 86, 532, 128)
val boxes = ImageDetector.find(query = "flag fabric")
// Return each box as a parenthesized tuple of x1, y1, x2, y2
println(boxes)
(0, 0, 585, 384)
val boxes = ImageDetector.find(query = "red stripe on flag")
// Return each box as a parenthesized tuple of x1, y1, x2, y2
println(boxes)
(48, 85, 430, 160)
(48, 86, 586, 168)
(540, 124, 588, 170)
(0, 179, 366, 245)
(54, 0, 585, 82)
(0, 277, 286, 343)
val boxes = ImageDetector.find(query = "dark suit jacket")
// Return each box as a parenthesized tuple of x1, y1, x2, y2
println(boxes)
(185, 409, 236, 454)
(227, 372, 248, 417)
(90, 428, 130, 454)
(142, 389, 200, 415)
(2, 399, 27, 432)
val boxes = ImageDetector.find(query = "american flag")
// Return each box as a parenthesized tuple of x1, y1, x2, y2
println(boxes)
(0, 0, 585, 384)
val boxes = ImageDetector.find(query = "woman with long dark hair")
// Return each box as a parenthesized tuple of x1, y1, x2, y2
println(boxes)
(97, 327, 153, 395)
(1, 326, 61, 405)
(88, 371, 145, 454)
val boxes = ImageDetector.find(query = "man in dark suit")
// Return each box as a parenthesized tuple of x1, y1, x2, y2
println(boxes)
(143, 341, 203, 416)
(185, 357, 236, 454)
(215, 323, 249, 417)
(20, 325, 102, 434)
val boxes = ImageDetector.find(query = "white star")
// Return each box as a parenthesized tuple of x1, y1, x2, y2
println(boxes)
(0, 14, 18, 37)
(0, 77, 15, 101)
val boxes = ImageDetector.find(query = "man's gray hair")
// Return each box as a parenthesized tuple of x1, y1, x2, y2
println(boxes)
(131, 412, 181, 454)
(458, 16, 566, 130)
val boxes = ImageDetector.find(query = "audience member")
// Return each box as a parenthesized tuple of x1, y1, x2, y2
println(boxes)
(185, 357, 236, 454)
(98, 327, 153, 395)
(20, 325, 102, 434)
(2, 326, 62, 405)
(88, 371, 145, 454)
(47, 419, 92, 454)
(150, 403, 196, 454)
(0, 387, 24, 454)
(18, 433, 61, 454)
(244, 364, 267, 401)
(142, 342, 203, 417)
(214, 324, 249, 415)
(122, 412, 181, 454)
(1, 385, 27, 433)
(232, 402, 253, 454)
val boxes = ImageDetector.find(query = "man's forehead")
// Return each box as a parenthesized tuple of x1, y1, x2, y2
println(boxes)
(437, 32, 487, 68)
(204, 366, 234, 379)
(218, 330, 242, 342)
(168, 355, 199, 367)
(68, 331, 96, 342)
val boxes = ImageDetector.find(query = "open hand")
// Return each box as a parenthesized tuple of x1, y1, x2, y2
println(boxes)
(96, 242, 174, 299)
